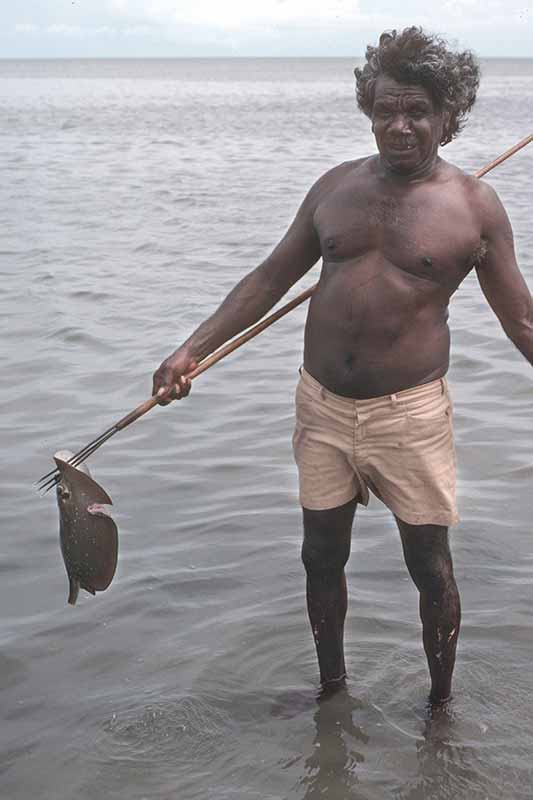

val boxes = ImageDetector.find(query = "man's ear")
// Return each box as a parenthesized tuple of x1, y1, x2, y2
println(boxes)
(440, 109, 452, 145)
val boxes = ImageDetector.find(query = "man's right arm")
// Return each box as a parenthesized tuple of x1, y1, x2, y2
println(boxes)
(152, 168, 339, 404)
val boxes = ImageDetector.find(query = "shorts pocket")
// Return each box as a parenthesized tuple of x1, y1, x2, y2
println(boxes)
(405, 395, 452, 443)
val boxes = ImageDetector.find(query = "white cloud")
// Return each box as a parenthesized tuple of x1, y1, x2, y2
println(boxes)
(108, 0, 363, 29)
(99, 0, 532, 45)
(123, 25, 154, 36)
(4, 0, 533, 55)
(11, 21, 158, 39)
(93, 26, 117, 35)
(46, 24, 83, 35)
(13, 23, 39, 34)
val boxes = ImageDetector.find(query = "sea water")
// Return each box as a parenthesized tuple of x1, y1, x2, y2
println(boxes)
(1, 57, 532, 799)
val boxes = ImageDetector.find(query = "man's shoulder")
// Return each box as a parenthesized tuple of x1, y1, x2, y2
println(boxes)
(437, 158, 473, 186)
(317, 156, 371, 184)
(439, 158, 499, 202)
(439, 158, 508, 232)
(308, 157, 373, 203)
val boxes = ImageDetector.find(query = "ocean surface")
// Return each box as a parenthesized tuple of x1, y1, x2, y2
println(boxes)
(1, 57, 532, 799)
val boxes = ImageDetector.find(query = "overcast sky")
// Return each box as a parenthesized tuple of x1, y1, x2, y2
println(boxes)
(2, 0, 532, 58)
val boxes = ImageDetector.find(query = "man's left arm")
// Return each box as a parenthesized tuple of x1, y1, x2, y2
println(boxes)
(475, 181, 533, 365)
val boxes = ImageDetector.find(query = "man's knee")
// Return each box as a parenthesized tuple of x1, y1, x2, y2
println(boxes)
(411, 557, 456, 596)
(301, 535, 351, 575)
(396, 518, 456, 594)
(301, 499, 355, 575)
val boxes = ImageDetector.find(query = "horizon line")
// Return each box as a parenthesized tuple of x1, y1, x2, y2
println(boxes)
(2, 54, 532, 60)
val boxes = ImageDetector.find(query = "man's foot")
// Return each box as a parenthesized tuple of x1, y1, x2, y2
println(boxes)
(318, 673, 347, 700)
(427, 692, 453, 713)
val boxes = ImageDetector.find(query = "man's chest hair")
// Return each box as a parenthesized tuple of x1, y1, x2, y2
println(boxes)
(314, 182, 483, 287)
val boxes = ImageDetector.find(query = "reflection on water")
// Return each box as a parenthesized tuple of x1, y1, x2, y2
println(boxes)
(294, 690, 501, 800)
(394, 703, 501, 800)
(299, 687, 368, 800)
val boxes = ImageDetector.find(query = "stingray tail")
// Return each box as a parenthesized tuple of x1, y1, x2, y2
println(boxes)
(68, 576, 80, 606)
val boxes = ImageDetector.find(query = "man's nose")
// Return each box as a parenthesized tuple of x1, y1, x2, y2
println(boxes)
(389, 113, 412, 133)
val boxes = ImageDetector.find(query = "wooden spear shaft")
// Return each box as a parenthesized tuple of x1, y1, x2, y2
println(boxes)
(474, 133, 532, 178)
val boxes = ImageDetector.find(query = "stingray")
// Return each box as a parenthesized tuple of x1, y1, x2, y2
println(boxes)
(54, 450, 118, 606)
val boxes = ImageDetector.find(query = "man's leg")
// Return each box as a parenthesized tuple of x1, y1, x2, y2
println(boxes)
(396, 518, 461, 704)
(302, 498, 357, 687)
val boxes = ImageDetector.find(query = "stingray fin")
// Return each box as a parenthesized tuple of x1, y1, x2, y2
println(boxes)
(54, 457, 113, 505)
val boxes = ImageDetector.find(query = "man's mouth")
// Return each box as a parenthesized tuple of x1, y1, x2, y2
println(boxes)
(388, 141, 417, 152)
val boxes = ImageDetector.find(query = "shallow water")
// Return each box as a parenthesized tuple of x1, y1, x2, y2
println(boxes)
(1, 58, 532, 799)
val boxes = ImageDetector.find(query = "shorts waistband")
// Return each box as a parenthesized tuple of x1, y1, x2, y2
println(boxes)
(298, 366, 448, 411)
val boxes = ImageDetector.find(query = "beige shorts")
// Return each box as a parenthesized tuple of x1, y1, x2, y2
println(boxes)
(293, 367, 459, 527)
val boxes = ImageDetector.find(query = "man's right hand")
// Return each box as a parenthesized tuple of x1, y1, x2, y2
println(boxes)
(152, 347, 198, 406)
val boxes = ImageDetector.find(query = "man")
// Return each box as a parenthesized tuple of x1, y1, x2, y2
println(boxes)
(152, 28, 533, 706)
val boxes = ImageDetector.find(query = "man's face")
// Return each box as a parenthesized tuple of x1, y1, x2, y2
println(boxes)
(371, 75, 447, 176)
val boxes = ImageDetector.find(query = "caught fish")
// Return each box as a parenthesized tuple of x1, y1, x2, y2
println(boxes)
(54, 450, 118, 606)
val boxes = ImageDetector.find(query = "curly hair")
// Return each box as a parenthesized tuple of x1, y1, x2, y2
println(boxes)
(354, 27, 480, 145)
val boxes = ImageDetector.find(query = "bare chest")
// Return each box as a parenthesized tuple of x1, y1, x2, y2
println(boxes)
(314, 185, 483, 288)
